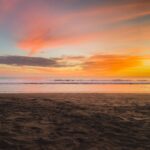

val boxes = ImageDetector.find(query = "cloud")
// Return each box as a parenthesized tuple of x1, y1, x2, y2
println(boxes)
(0, 0, 19, 13)
(0, 55, 85, 76)
(0, 55, 84, 68)
(83, 55, 150, 77)
(0, 0, 21, 22)
(0, 56, 61, 67)
(18, 21, 150, 56)
(84, 55, 141, 70)
(0, 54, 149, 77)
(15, 0, 150, 55)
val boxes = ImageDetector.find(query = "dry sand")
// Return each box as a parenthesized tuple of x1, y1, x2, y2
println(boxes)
(0, 93, 150, 150)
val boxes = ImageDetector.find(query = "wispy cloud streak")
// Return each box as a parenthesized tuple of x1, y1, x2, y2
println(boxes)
(15, 0, 150, 55)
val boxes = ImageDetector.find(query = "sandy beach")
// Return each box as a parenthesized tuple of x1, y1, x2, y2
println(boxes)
(0, 93, 150, 150)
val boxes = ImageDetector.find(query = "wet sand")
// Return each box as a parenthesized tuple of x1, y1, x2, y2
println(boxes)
(0, 93, 150, 150)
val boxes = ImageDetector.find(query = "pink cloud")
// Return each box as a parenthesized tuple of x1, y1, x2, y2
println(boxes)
(0, 0, 22, 22)
(15, 0, 150, 55)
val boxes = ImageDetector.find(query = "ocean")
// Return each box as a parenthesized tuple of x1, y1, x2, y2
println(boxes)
(0, 77, 150, 93)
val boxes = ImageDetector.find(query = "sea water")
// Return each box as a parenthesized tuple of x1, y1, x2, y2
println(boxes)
(0, 77, 149, 93)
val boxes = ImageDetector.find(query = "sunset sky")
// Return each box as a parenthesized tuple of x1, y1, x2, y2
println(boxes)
(0, 0, 149, 78)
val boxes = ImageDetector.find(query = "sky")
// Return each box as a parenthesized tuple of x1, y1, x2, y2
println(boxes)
(0, 0, 150, 78)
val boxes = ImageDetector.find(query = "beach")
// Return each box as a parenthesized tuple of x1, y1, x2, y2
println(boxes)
(0, 93, 150, 150)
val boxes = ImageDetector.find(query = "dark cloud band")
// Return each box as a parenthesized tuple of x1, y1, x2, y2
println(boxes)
(0, 56, 60, 67)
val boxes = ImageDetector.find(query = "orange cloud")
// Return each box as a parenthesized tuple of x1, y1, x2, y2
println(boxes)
(83, 55, 150, 77)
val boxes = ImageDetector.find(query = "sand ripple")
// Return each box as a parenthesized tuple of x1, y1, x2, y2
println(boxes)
(0, 94, 150, 150)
